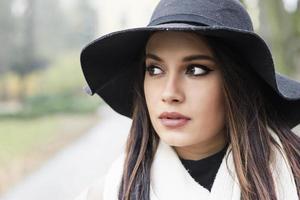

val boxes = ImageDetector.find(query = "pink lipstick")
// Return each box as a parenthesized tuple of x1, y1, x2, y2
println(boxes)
(158, 112, 191, 128)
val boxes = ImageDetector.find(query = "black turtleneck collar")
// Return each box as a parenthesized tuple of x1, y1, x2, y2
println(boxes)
(179, 143, 229, 191)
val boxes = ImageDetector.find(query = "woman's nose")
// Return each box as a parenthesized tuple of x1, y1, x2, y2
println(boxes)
(161, 74, 184, 104)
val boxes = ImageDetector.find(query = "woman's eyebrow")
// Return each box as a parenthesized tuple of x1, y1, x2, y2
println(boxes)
(145, 53, 215, 62)
(145, 53, 163, 61)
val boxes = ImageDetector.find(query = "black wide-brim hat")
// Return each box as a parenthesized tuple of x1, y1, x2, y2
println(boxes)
(80, 0, 300, 128)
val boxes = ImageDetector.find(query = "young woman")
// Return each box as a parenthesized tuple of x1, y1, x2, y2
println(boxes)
(76, 0, 300, 199)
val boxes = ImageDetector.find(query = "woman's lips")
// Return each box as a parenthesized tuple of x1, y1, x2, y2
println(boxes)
(160, 118, 190, 128)
(158, 112, 191, 128)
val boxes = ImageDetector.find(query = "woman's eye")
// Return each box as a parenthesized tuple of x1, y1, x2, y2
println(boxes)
(146, 65, 163, 76)
(186, 65, 211, 76)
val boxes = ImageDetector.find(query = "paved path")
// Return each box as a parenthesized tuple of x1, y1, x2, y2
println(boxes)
(0, 105, 132, 200)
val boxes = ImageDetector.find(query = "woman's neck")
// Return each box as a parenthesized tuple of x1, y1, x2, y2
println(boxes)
(173, 131, 226, 161)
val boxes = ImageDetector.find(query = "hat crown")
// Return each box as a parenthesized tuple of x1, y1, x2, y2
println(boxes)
(148, 0, 253, 31)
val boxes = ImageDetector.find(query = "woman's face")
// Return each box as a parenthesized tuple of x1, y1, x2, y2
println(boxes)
(144, 31, 226, 157)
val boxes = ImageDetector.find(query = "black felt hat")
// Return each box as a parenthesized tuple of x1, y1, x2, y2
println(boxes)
(80, 0, 300, 128)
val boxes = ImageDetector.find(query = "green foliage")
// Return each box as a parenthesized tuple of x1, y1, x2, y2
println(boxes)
(0, 93, 100, 119)
(36, 52, 86, 95)
(25, 93, 100, 116)
(30, 52, 102, 116)
(0, 52, 102, 118)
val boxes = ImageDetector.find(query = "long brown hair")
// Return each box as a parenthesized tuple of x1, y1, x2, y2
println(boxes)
(118, 32, 300, 200)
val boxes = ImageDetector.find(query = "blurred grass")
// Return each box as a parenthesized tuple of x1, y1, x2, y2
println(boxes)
(0, 112, 100, 168)
(1, 114, 76, 161)
(0, 116, 60, 161)
(0, 112, 100, 194)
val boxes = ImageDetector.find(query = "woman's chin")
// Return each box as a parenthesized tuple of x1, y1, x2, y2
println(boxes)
(158, 131, 197, 147)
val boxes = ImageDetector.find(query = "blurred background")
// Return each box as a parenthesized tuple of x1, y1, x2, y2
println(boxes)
(0, 0, 299, 199)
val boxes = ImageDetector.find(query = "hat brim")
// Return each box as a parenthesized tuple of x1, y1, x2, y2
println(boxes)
(80, 23, 300, 128)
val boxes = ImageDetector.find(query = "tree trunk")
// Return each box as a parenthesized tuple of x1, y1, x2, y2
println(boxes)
(258, 0, 293, 74)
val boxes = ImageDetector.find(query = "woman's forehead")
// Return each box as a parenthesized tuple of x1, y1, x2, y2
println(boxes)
(145, 31, 213, 56)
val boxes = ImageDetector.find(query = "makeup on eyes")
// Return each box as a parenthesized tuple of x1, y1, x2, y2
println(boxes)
(185, 64, 213, 76)
(144, 52, 216, 74)
(145, 63, 214, 77)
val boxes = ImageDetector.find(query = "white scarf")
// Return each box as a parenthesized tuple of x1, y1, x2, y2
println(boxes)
(103, 129, 298, 200)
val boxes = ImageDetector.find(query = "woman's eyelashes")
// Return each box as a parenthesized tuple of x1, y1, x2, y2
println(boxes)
(145, 65, 163, 76)
(186, 64, 213, 76)
(145, 64, 213, 77)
